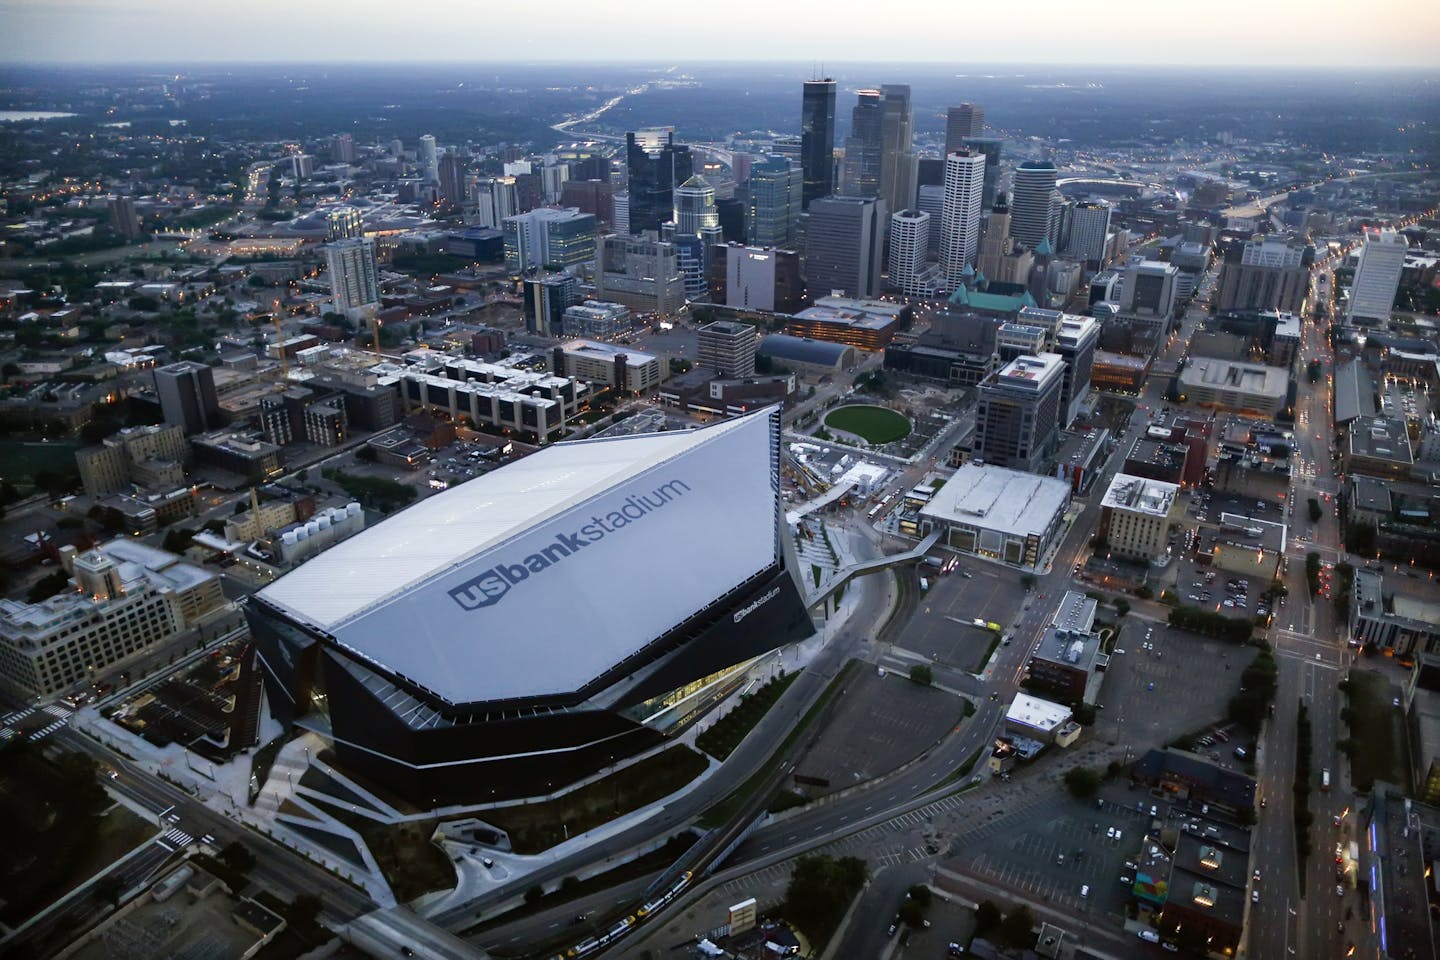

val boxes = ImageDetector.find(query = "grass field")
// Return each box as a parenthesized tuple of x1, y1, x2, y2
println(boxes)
(0, 439, 81, 485)
(822, 405, 912, 444)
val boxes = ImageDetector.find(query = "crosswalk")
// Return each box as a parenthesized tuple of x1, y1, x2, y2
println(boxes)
(156, 827, 193, 851)
(24, 703, 72, 742)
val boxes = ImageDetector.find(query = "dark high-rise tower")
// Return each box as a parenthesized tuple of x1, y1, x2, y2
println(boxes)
(1009, 160, 1059, 251)
(840, 90, 884, 199)
(801, 79, 837, 210)
(961, 136, 1003, 212)
(879, 84, 916, 213)
(626, 130, 693, 235)
(944, 103, 985, 155)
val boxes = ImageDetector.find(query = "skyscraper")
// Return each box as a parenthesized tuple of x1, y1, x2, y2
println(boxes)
(672, 175, 718, 238)
(1347, 230, 1408, 323)
(939, 151, 986, 290)
(801, 79, 836, 210)
(502, 208, 597, 272)
(747, 156, 802, 248)
(879, 84, 916, 214)
(325, 206, 363, 241)
(697, 319, 757, 378)
(330, 133, 356, 164)
(108, 196, 141, 241)
(1009, 160, 1059, 251)
(438, 152, 467, 211)
(325, 238, 381, 319)
(1063, 200, 1112, 266)
(888, 210, 931, 297)
(154, 360, 220, 436)
(944, 103, 985, 155)
(840, 90, 884, 199)
(973, 353, 1065, 473)
(961, 136, 1003, 212)
(1215, 235, 1312, 314)
(805, 195, 887, 299)
(626, 130, 693, 235)
(418, 134, 439, 184)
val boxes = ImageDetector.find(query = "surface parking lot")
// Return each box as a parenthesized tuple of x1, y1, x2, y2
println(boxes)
(794, 669, 966, 797)
(897, 567, 1028, 673)
(1091, 616, 1258, 761)
(947, 789, 1154, 922)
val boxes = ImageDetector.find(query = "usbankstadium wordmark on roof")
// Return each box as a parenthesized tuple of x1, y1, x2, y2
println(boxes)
(256, 408, 783, 704)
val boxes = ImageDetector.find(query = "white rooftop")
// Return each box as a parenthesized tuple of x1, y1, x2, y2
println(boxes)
(1101, 473, 1179, 518)
(256, 408, 782, 704)
(919, 464, 1071, 538)
(1007, 692, 1072, 733)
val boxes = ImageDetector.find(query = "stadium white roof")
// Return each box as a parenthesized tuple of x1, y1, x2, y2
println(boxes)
(257, 408, 780, 704)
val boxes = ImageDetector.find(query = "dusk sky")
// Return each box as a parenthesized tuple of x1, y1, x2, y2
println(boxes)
(4, 0, 1438, 69)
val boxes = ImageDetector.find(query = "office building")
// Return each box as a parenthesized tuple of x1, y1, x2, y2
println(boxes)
(960, 137, 1003, 212)
(1099, 473, 1180, 562)
(1347, 229, 1408, 323)
(1025, 592, 1103, 702)
(801, 79, 837, 209)
(325, 206, 364, 241)
(77, 423, 189, 496)
(697, 319, 758, 378)
(553, 339, 666, 394)
(244, 407, 811, 806)
(541, 162, 570, 203)
(1010, 160, 1060, 251)
(473, 176, 520, 228)
(438, 152, 467, 210)
(418, 134, 439, 183)
(916, 184, 945, 257)
(672, 175, 718, 238)
(626, 129, 693, 235)
(944, 103, 985, 154)
(290, 154, 314, 180)
(879, 84, 916, 213)
(502, 207, 597, 272)
(1117, 257, 1181, 331)
(973, 353, 1066, 473)
(561, 300, 631, 341)
(707, 244, 805, 314)
(325, 237, 381, 319)
(330, 133, 356, 164)
(747, 156, 802, 248)
(917, 463, 1072, 570)
(560, 179, 616, 226)
(523, 273, 583, 337)
(108, 195, 141, 241)
(153, 360, 219, 436)
(840, 89, 884, 198)
(1064, 200, 1112, 266)
(805, 195, 886, 299)
(1215, 236, 1312, 314)
(0, 540, 223, 699)
(888, 210, 932, 297)
(594, 234, 687, 314)
(715, 196, 746, 243)
(1053, 313, 1099, 427)
(939, 151, 986, 290)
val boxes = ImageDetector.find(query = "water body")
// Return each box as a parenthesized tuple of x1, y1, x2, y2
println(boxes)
(0, 110, 77, 122)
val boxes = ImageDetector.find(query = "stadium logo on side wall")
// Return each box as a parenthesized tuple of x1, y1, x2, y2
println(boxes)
(448, 479, 693, 611)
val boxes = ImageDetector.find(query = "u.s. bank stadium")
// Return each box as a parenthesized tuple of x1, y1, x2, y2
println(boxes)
(244, 407, 812, 806)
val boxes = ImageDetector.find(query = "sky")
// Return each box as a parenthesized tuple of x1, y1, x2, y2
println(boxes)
(2, 0, 1438, 69)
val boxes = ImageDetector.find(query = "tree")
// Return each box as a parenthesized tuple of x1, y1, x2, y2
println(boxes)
(93, 873, 126, 909)
(1136, 585, 1154, 599)
(1308, 498, 1323, 523)
(1020, 573, 1037, 591)
(524, 884, 544, 904)
(355, 445, 378, 463)
(783, 854, 869, 939)
(1114, 598, 1131, 619)
(288, 893, 322, 929)
(27, 570, 70, 603)
(974, 900, 1002, 937)
(1063, 766, 1103, 799)
(909, 664, 934, 686)
(219, 840, 256, 874)
(1000, 905, 1036, 948)
(906, 884, 932, 908)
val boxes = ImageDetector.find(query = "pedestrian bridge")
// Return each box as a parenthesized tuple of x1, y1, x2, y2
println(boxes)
(805, 529, 942, 608)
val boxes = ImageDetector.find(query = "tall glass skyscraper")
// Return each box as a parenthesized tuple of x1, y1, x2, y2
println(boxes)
(961, 136, 1004, 212)
(626, 130, 693, 236)
(879, 84, 916, 214)
(672, 175, 718, 238)
(1009, 160, 1060, 251)
(747, 156, 802, 248)
(801, 79, 836, 210)
(840, 90, 884, 199)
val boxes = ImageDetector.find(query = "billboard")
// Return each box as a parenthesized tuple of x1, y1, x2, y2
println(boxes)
(329, 412, 780, 704)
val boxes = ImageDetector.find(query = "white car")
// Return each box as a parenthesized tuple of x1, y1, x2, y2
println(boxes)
(1106, 826, 1117, 839)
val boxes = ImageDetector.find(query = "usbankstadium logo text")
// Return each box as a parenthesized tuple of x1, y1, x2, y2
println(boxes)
(447, 479, 693, 611)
